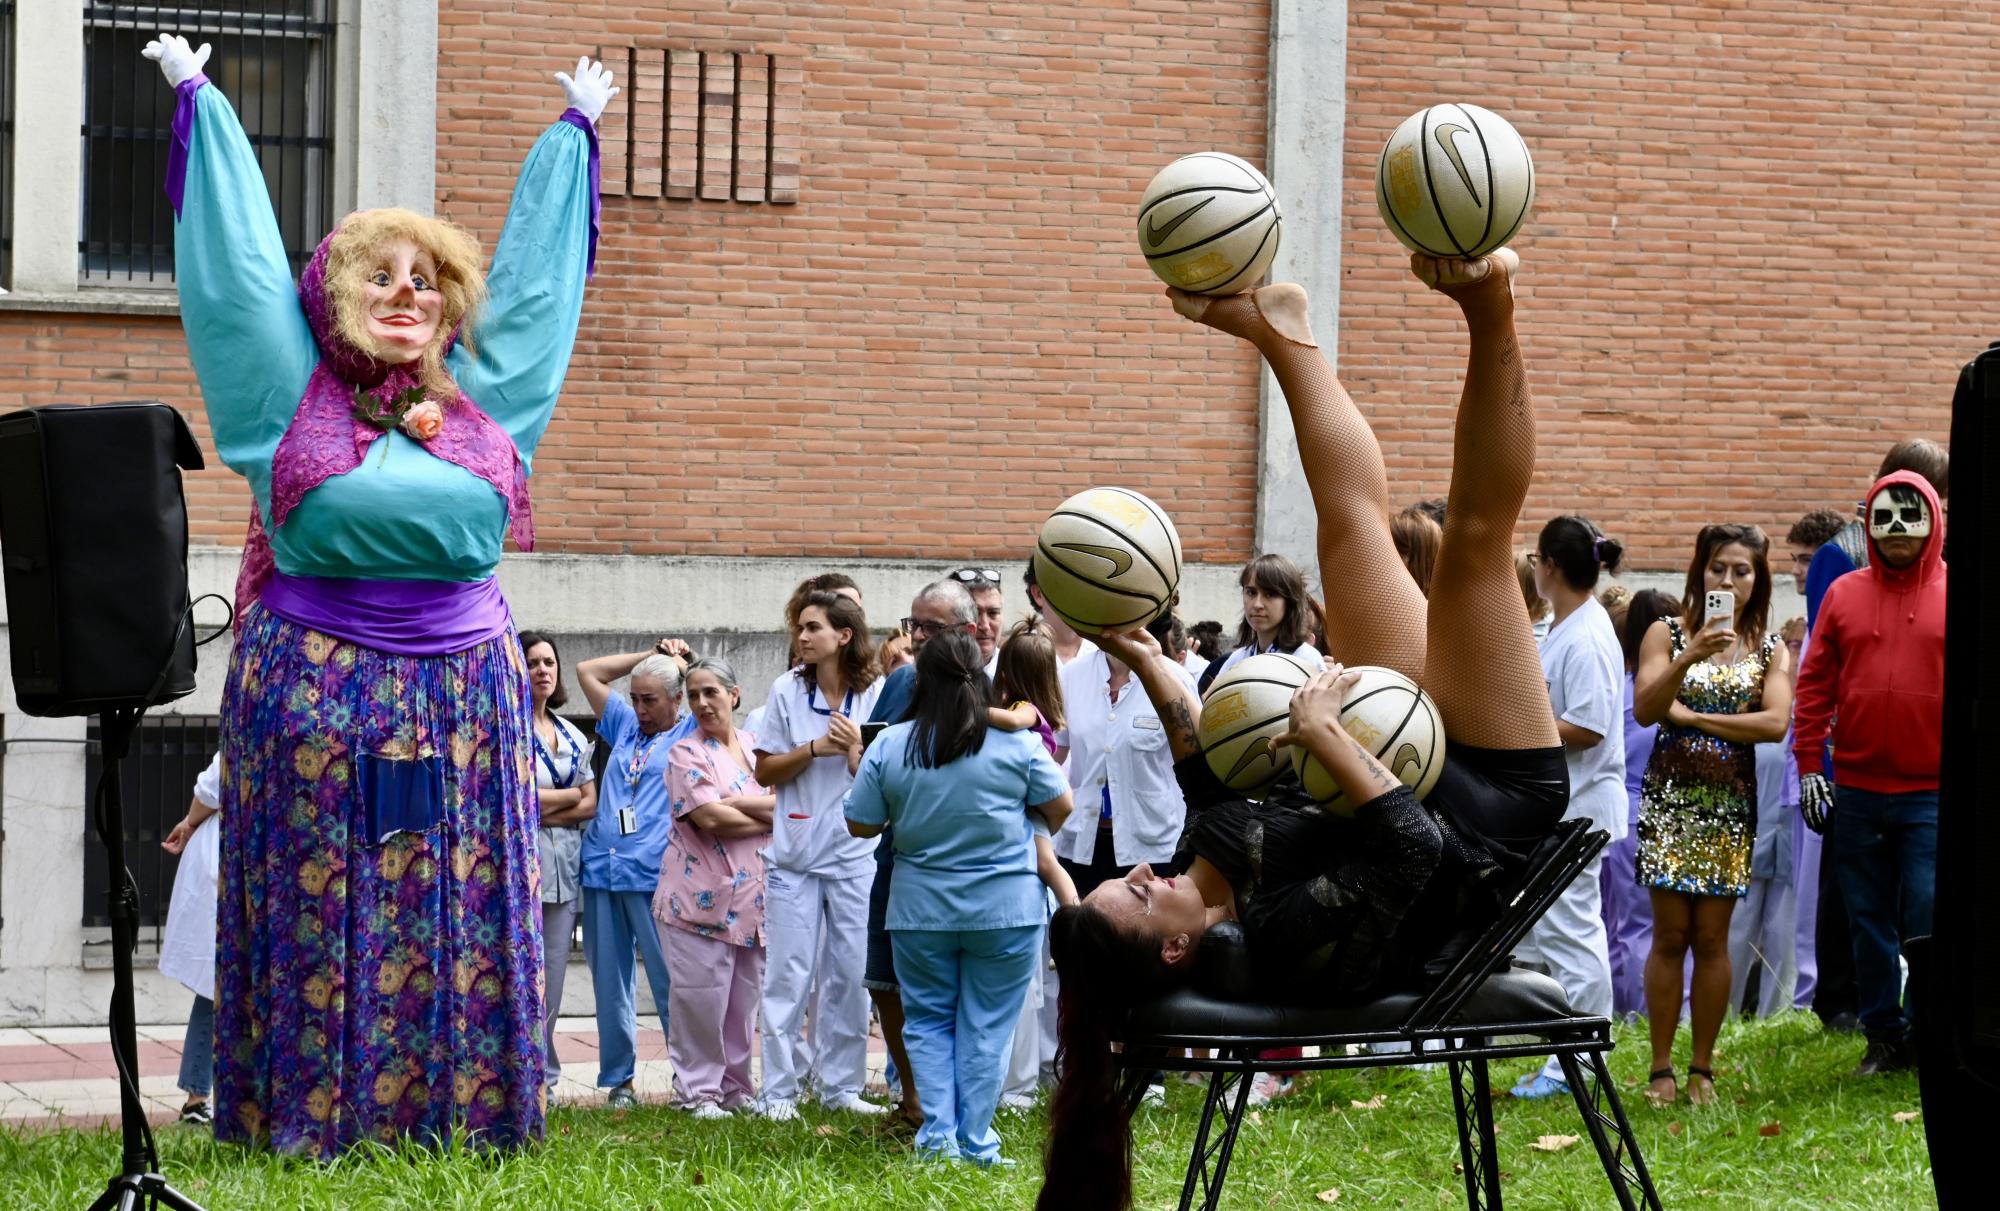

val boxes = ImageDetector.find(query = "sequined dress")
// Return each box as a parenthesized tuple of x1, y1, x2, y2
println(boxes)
(1636, 619, 1779, 897)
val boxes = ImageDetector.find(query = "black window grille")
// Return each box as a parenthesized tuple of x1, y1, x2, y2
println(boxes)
(80, 2, 335, 286)
(1, 1, 15, 283)
(82, 715, 221, 942)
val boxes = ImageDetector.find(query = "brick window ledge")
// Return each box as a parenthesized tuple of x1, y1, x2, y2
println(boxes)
(0, 289, 181, 317)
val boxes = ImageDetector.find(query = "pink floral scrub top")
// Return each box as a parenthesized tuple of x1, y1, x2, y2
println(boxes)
(653, 729, 770, 948)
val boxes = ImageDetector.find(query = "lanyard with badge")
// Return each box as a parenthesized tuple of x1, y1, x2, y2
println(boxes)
(618, 730, 668, 836)
(533, 720, 578, 790)
(804, 681, 854, 720)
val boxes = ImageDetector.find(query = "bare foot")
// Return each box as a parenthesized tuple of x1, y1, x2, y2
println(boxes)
(1165, 282, 1316, 347)
(1411, 247, 1518, 311)
(1684, 1070, 1717, 1106)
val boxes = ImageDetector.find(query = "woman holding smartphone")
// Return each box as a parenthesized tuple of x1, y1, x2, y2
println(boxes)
(1632, 524, 1794, 1107)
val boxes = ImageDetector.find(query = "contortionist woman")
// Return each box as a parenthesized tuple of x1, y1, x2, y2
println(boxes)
(150, 27, 614, 1154)
(1037, 250, 1570, 1211)
(753, 592, 886, 1120)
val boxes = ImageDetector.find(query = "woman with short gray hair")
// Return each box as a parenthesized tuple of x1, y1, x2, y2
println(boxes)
(653, 656, 773, 1117)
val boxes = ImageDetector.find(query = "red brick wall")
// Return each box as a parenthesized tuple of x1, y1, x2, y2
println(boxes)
(1340, 0, 1981, 566)
(2, 1, 1984, 570)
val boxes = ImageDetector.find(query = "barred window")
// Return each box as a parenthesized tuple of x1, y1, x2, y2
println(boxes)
(596, 47, 802, 205)
(81, 715, 221, 947)
(80, 1, 335, 286)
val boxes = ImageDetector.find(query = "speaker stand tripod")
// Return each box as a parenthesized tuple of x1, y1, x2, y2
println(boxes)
(85, 707, 207, 1211)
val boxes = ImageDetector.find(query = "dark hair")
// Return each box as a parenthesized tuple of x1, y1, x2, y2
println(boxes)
(1411, 497, 1447, 526)
(792, 590, 880, 692)
(1877, 438, 1948, 500)
(1391, 505, 1442, 596)
(1620, 590, 1678, 674)
(905, 630, 989, 768)
(1678, 524, 1774, 648)
(1164, 616, 1190, 660)
(517, 630, 567, 709)
(1188, 620, 1226, 660)
(1536, 516, 1623, 592)
(1787, 508, 1849, 550)
(1234, 553, 1312, 652)
(1038, 903, 1185, 1211)
(995, 620, 1065, 732)
(784, 573, 862, 664)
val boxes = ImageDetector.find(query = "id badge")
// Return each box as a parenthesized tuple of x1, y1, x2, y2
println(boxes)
(618, 806, 639, 836)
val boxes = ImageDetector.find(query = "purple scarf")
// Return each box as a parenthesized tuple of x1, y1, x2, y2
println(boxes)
(233, 224, 535, 625)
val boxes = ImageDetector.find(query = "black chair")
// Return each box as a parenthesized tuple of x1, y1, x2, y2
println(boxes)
(1116, 818, 1662, 1211)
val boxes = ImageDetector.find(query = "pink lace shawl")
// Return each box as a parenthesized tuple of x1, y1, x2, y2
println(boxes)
(234, 224, 535, 624)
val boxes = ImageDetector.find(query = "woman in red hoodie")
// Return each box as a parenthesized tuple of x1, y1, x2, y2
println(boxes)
(1791, 470, 1945, 1078)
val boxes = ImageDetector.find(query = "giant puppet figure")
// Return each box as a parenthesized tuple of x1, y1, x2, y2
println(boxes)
(144, 33, 615, 1155)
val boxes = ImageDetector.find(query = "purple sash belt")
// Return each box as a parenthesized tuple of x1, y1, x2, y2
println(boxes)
(258, 573, 513, 656)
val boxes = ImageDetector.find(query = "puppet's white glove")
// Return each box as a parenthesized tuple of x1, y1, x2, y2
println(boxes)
(1799, 773, 1833, 835)
(143, 33, 211, 88)
(556, 56, 618, 124)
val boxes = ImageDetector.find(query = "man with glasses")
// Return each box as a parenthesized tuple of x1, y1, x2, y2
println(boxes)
(861, 579, 978, 1124)
(948, 566, 1008, 677)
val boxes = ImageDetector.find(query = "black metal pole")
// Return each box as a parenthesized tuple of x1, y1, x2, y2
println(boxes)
(97, 708, 152, 1176)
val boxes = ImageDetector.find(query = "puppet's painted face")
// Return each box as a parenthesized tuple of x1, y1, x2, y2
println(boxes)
(360, 237, 444, 364)
(1869, 484, 1931, 567)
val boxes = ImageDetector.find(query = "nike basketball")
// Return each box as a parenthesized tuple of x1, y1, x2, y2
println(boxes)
(1290, 665, 1445, 816)
(1137, 152, 1282, 296)
(1374, 104, 1534, 259)
(1032, 487, 1183, 636)
(1198, 651, 1317, 795)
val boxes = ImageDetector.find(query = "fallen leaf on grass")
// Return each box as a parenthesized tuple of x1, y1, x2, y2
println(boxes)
(814, 1124, 838, 1136)
(1315, 1189, 1341, 1203)
(1530, 1134, 1581, 1152)
(691, 1171, 705, 1186)
(1247, 1110, 1263, 1126)
(1667, 1122, 1684, 1137)
(1350, 1095, 1386, 1110)
(1759, 1121, 1783, 1137)
(1487, 1086, 1513, 1102)
(1893, 1111, 1922, 1123)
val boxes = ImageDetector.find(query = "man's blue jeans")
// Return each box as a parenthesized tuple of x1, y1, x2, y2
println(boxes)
(1831, 786, 1937, 1044)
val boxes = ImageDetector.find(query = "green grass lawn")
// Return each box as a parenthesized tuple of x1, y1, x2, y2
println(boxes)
(1, 1012, 1932, 1209)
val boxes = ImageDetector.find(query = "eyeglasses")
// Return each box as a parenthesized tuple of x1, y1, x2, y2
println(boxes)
(902, 617, 965, 637)
(950, 568, 1003, 587)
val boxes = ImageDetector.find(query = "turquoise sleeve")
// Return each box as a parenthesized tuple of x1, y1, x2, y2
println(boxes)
(448, 119, 593, 468)
(174, 83, 317, 502)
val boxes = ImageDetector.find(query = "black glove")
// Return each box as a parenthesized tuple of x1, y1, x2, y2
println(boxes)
(1799, 773, 1833, 835)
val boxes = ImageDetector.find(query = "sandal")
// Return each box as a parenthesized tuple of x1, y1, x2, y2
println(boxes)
(1685, 1065, 1717, 1107)
(1642, 1066, 1677, 1108)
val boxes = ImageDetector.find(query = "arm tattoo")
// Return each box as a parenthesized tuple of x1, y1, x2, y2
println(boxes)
(1162, 697, 1198, 757)
(1344, 733, 1401, 795)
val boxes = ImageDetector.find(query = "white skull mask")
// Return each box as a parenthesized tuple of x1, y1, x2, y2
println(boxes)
(1868, 484, 1932, 542)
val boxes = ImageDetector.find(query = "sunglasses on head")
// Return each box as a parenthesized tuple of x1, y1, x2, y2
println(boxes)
(950, 568, 1002, 586)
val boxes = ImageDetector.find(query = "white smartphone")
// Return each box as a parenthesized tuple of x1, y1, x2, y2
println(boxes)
(1703, 589, 1734, 629)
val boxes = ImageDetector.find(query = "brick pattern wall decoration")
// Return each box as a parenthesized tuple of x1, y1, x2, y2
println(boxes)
(598, 46, 799, 205)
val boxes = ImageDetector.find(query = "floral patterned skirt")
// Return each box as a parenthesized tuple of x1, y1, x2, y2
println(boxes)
(215, 604, 544, 1156)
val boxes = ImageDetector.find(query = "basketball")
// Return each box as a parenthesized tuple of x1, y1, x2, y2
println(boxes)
(1137, 152, 1282, 296)
(1198, 652, 1316, 794)
(1032, 487, 1184, 636)
(1373, 103, 1534, 259)
(1290, 665, 1445, 815)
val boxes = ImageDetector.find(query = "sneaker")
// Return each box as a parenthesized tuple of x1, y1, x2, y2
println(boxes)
(177, 1100, 212, 1126)
(823, 1092, 890, 1116)
(760, 1098, 800, 1122)
(1139, 1083, 1167, 1109)
(1853, 1038, 1914, 1077)
(605, 1085, 640, 1110)
(1509, 1073, 1570, 1100)
(1245, 1073, 1296, 1107)
(997, 1091, 1038, 1113)
(1820, 1011, 1863, 1036)
(687, 1101, 732, 1121)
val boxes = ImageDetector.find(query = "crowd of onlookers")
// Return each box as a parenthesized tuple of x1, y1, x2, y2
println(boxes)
(151, 435, 1943, 1157)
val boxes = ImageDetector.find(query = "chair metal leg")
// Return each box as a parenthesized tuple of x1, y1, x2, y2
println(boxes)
(1179, 1060, 1255, 1211)
(1470, 1055, 1504, 1208)
(1447, 1052, 1504, 1210)
(1558, 1050, 1663, 1211)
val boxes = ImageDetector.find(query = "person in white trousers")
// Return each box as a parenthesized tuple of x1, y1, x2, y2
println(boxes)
(753, 591, 887, 1120)
(1728, 732, 1802, 1015)
(1515, 517, 1628, 1099)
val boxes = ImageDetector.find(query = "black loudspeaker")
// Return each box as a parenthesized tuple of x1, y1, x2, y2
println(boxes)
(1920, 340, 2000, 1207)
(0, 402, 205, 717)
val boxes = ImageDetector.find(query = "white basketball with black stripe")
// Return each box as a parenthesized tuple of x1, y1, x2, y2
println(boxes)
(1137, 152, 1282, 296)
(1032, 487, 1183, 637)
(1374, 103, 1534, 259)
(1290, 665, 1445, 816)
(1197, 652, 1316, 794)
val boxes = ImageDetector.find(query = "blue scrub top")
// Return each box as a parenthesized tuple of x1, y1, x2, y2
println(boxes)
(580, 694, 699, 892)
(844, 724, 1068, 931)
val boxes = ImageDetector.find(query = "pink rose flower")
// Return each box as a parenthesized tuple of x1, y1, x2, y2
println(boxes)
(401, 400, 444, 442)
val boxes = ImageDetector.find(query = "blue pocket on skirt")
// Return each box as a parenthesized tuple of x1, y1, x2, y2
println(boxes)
(358, 752, 445, 844)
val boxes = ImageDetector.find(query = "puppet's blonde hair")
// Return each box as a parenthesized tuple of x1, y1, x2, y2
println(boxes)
(324, 208, 486, 399)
